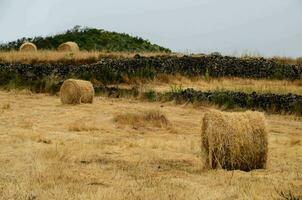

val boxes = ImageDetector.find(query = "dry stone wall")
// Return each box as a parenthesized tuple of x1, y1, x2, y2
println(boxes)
(95, 87, 302, 115)
(0, 55, 301, 86)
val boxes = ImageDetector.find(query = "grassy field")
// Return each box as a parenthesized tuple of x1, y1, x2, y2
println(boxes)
(0, 90, 301, 199)
(117, 75, 302, 95)
(0, 51, 301, 65)
(0, 51, 173, 64)
(1, 51, 301, 199)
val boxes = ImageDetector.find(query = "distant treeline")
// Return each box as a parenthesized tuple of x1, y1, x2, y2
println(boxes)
(0, 26, 171, 52)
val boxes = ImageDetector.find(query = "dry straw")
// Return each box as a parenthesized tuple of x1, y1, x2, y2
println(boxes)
(19, 42, 37, 52)
(114, 110, 170, 129)
(57, 42, 80, 52)
(201, 110, 268, 171)
(60, 79, 94, 104)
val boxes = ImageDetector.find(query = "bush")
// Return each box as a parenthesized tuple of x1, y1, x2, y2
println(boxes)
(143, 90, 157, 102)
(211, 92, 235, 109)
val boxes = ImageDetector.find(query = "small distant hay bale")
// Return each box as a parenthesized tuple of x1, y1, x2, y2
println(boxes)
(201, 110, 268, 171)
(19, 42, 37, 52)
(57, 41, 79, 52)
(60, 79, 94, 104)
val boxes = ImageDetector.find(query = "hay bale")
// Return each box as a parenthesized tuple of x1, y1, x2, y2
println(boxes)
(201, 110, 268, 171)
(19, 42, 37, 52)
(60, 79, 94, 104)
(57, 42, 79, 52)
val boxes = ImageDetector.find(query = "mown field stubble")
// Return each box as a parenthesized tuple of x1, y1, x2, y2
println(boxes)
(0, 90, 301, 199)
(120, 74, 302, 95)
(0, 51, 173, 64)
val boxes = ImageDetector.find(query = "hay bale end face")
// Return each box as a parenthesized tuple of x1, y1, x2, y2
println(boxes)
(201, 110, 268, 171)
(57, 42, 80, 52)
(60, 79, 94, 104)
(19, 42, 37, 52)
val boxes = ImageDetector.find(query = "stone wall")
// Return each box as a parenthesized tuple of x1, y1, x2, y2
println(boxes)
(0, 55, 301, 87)
(95, 87, 302, 115)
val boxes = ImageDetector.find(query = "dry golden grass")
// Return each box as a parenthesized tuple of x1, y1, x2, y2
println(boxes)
(0, 90, 301, 199)
(1, 50, 301, 66)
(272, 56, 302, 65)
(122, 74, 302, 95)
(0, 50, 172, 64)
(1, 102, 10, 110)
(235, 54, 302, 65)
(290, 138, 301, 146)
(68, 119, 99, 132)
(114, 110, 170, 129)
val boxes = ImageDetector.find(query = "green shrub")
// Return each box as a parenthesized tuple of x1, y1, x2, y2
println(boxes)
(212, 92, 235, 109)
(272, 70, 283, 80)
(95, 67, 121, 85)
(4, 74, 23, 90)
(43, 75, 61, 94)
(293, 100, 302, 115)
(246, 96, 254, 108)
(143, 90, 157, 101)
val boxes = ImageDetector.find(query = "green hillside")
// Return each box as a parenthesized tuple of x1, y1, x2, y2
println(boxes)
(0, 26, 171, 52)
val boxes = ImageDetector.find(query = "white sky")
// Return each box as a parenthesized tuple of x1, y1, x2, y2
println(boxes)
(0, 0, 301, 57)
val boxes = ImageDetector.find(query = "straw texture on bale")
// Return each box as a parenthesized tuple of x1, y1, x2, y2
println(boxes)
(60, 79, 94, 104)
(57, 42, 79, 52)
(19, 42, 37, 52)
(201, 110, 268, 171)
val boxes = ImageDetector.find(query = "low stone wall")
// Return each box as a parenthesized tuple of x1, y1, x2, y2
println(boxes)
(165, 89, 302, 115)
(95, 87, 302, 115)
(0, 55, 301, 87)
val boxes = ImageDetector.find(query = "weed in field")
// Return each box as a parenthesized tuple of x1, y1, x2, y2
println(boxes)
(170, 85, 184, 93)
(204, 68, 210, 82)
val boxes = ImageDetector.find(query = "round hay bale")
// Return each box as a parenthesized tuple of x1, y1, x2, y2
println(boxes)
(201, 110, 268, 171)
(19, 42, 37, 52)
(60, 79, 94, 104)
(57, 42, 79, 52)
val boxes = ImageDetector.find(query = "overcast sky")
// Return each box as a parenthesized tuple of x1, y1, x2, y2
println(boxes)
(0, 0, 301, 57)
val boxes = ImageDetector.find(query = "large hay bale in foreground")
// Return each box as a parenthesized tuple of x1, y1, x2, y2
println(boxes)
(19, 42, 37, 52)
(60, 79, 94, 104)
(201, 110, 268, 171)
(57, 41, 79, 52)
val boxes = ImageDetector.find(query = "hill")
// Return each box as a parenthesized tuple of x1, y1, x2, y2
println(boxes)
(0, 26, 171, 52)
